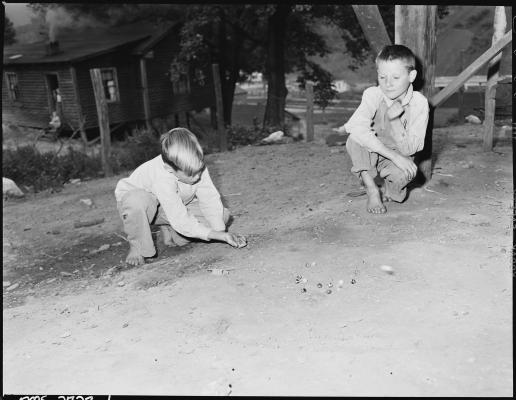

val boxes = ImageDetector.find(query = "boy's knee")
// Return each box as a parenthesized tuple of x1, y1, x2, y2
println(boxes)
(119, 190, 157, 221)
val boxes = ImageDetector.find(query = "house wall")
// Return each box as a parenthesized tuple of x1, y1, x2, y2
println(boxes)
(2, 64, 81, 129)
(73, 47, 145, 129)
(2, 34, 217, 132)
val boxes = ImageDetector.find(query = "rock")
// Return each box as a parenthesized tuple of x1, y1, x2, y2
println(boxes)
(98, 244, 110, 252)
(261, 130, 284, 144)
(69, 178, 81, 184)
(74, 218, 105, 228)
(465, 114, 481, 124)
(60, 331, 72, 338)
(3, 281, 11, 287)
(117, 281, 125, 287)
(2, 177, 25, 198)
(60, 271, 73, 277)
(79, 198, 94, 207)
(6, 282, 19, 291)
(380, 265, 394, 274)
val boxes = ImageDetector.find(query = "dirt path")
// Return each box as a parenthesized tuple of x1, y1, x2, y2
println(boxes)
(2, 124, 513, 396)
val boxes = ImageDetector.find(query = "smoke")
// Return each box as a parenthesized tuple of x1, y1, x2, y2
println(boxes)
(45, 7, 107, 42)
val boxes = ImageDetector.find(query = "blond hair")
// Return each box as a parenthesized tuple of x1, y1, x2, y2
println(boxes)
(160, 128, 204, 176)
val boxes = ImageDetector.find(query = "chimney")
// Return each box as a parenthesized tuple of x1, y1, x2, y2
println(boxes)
(45, 40, 60, 56)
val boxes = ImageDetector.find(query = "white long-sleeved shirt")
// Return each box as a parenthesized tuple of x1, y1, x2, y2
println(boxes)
(343, 84, 429, 156)
(114, 155, 225, 240)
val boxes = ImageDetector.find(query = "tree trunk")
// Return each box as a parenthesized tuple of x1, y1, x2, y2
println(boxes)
(263, 4, 290, 129)
(221, 24, 244, 126)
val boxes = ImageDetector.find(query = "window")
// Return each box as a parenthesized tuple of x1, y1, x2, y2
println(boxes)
(6, 72, 20, 100)
(100, 68, 119, 102)
(170, 62, 190, 94)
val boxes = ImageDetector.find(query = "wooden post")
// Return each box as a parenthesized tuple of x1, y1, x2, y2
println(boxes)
(70, 66, 88, 148)
(211, 63, 227, 151)
(139, 58, 151, 131)
(351, 5, 392, 55)
(306, 81, 314, 142)
(89, 68, 113, 177)
(457, 50, 465, 123)
(483, 6, 506, 152)
(395, 5, 437, 183)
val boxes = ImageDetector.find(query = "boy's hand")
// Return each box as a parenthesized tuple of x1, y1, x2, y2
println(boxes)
(332, 125, 347, 134)
(225, 233, 247, 248)
(393, 154, 418, 181)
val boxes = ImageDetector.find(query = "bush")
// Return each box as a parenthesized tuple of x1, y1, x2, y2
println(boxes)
(226, 125, 271, 148)
(110, 127, 160, 173)
(2, 145, 102, 192)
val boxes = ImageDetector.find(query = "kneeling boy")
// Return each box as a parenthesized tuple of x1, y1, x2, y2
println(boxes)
(115, 127, 247, 265)
(337, 44, 429, 213)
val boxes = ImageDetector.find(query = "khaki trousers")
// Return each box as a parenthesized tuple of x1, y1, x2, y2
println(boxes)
(346, 137, 413, 203)
(117, 188, 229, 257)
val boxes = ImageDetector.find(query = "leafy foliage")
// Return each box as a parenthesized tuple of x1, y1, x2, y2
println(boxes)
(2, 146, 102, 192)
(4, 16, 16, 45)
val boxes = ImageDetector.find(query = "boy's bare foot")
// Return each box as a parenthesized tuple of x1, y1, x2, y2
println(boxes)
(126, 247, 145, 266)
(161, 225, 190, 247)
(161, 225, 174, 246)
(360, 171, 386, 214)
(366, 188, 387, 214)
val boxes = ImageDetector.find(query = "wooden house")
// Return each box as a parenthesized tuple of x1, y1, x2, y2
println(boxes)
(2, 22, 216, 133)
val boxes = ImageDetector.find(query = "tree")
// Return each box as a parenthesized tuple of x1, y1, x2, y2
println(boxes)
(4, 16, 16, 45)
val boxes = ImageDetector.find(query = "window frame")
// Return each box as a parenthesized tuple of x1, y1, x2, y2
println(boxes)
(5, 72, 20, 101)
(99, 67, 120, 103)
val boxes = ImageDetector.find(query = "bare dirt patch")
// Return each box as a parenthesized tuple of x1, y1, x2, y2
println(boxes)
(3, 123, 513, 396)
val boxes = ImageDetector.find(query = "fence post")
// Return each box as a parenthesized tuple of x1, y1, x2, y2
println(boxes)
(483, 6, 506, 152)
(457, 50, 465, 123)
(211, 63, 227, 151)
(306, 81, 314, 142)
(89, 68, 113, 177)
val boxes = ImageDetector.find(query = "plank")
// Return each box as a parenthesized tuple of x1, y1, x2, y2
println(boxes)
(430, 30, 511, 108)
(352, 5, 392, 55)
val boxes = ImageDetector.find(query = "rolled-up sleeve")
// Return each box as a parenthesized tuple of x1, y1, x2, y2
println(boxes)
(344, 87, 385, 153)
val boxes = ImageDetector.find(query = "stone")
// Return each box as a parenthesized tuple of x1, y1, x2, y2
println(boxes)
(2, 177, 24, 197)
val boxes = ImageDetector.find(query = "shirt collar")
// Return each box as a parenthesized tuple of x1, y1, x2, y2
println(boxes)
(382, 84, 414, 107)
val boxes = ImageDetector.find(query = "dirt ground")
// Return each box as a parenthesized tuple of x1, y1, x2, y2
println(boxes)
(2, 122, 513, 396)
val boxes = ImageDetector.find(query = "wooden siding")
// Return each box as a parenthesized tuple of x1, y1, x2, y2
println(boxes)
(2, 64, 81, 129)
(73, 48, 145, 129)
(2, 34, 217, 131)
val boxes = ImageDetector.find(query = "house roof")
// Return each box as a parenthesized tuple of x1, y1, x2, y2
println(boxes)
(3, 22, 177, 65)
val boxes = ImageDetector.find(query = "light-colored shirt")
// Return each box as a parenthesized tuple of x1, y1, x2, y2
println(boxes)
(344, 84, 429, 156)
(115, 155, 225, 240)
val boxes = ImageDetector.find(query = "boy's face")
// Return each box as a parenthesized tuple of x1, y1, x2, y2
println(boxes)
(377, 59, 417, 101)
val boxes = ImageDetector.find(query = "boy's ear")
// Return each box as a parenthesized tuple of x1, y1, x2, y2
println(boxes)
(409, 69, 417, 83)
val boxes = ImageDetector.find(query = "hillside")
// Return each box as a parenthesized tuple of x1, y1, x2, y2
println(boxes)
(435, 5, 512, 76)
(310, 6, 511, 83)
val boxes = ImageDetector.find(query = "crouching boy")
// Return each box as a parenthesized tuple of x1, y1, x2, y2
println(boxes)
(115, 127, 247, 266)
(337, 44, 429, 214)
